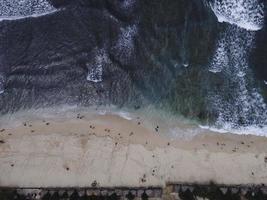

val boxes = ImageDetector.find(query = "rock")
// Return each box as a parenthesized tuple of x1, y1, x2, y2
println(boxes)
(137, 190, 144, 197)
(130, 190, 137, 196)
(58, 190, 65, 197)
(77, 190, 85, 197)
(231, 187, 239, 194)
(101, 190, 108, 196)
(170, 192, 181, 200)
(173, 185, 181, 193)
(154, 189, 162, 197)
(261, 187, 267, 195)
(86, 189, 93, 196)
(220, 187, 228, 195)
(145, 189, 153, 197)
(181, 186, 189, 192)
(40, 190, 49, 198)
(114, 189, 122, 196)
(108, 190, 115, 196)
(49, 190, 56, 195)
(67, 190, 74, 196)
(240, 188, 248, 195)
(123, 190, 130, 197)
(92, 189, 100, 196)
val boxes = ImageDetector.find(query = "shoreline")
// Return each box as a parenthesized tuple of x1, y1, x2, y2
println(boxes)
(0, 111, 267, 188)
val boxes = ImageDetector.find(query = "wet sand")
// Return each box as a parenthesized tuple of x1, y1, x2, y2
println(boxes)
(0, 112, 267, 188)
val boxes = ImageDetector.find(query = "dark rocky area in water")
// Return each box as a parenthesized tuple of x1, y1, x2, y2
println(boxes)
(0, 0, 266, 127)
(0, 184, 267, 200)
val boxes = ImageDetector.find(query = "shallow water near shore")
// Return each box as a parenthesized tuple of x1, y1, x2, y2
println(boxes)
(0, 105, 206, 140)
(0, 105, 266, 140)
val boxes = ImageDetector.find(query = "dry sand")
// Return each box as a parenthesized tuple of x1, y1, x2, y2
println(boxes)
(0, 112, 267, 188)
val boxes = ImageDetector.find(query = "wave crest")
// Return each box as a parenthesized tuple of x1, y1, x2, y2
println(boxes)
(209, 0, 264, 31)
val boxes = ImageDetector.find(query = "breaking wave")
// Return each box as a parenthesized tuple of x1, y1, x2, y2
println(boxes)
(209, 0, 264, 31)
(86, 49, 110, 83)
(113, 24, 138, 62)
(0, 0, 57, 21)
(207, 0, 267, 134)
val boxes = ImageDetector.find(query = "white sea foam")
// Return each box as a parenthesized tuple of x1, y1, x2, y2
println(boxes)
(114, 24, 138, 61)
(200, 124, 267, 137)
(98, 109, 132, 120)
(117, 111, 132, 120)
(0, 0, 57, 21)
(0, 10, 59, 22)
(183, 63, 189, 68)
(199, 125, 230, 133)
(87, 49, 110, 83)
(208, 38, 228, 73)
(208, 25, 267, 131)
(209, 0, 264, 31)
(120, 0, 137, 10)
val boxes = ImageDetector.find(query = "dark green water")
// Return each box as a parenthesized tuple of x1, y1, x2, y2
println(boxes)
(0, 0, 266, 135)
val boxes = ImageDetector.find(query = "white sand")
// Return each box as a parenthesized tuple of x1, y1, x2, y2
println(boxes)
(0, 111, 267, 188)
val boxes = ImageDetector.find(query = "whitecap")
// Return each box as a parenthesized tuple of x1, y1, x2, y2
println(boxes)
(208, 68, 221, 73)
(209, 0, 264, 31)
(0, 10, 59, 22)
(207, 25, 267, 131)
(183, 63, 189, 68)
(121, 0, 137, 10)
(0, 0, 57, 21)
(237, 71, 246, 77)
(86, 49, 110, 83)
(114, 24, 138, 61)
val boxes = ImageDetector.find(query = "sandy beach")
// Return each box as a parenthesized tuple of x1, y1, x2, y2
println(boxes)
(0, 109, 267, 188)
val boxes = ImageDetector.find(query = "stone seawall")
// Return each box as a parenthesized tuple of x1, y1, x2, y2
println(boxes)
(0, 183, 267, 200)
